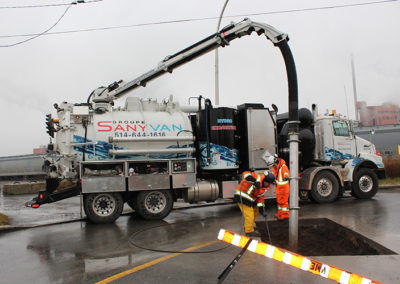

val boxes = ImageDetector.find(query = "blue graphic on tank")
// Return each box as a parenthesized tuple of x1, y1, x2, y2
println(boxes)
(199, 142, 238, 169)
(73, 135, 192, 160)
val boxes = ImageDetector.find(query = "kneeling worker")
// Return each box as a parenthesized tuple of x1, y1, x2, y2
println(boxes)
(234, 170, 275, 237)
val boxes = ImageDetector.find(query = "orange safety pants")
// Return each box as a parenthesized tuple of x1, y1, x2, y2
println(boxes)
(276, 184, 290, 219)
(237, 203, 259, 233)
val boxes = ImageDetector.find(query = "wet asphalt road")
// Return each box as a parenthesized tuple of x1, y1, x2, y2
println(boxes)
(1, 187, 400, 283)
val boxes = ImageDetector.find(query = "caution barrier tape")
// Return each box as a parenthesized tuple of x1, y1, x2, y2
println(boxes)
(217, 229, 382, 284)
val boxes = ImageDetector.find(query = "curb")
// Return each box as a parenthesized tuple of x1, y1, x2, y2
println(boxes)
(379, 185, 400, 189)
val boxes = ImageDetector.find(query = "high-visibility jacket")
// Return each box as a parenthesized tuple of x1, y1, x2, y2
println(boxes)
(233, 171, 269, 207)
(271, 158, 289, 187)
(271, 158, 290, 218)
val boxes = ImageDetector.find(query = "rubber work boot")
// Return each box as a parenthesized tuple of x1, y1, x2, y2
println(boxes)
(246, 231, 261, 237)
(274, 208, 283, 218)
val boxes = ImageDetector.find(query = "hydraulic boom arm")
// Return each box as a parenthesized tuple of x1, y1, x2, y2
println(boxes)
(91, 18, 290, 103)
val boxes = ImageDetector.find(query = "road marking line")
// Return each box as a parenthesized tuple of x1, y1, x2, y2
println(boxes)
(96, 240, 218, 284)
(217, 228, 383, 284)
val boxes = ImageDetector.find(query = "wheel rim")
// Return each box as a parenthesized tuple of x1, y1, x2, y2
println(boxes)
(144, 191, 166, 214)
(316, 178, 333, 197)
(92, 194, 116, 216)
(359, 175, 373, 192)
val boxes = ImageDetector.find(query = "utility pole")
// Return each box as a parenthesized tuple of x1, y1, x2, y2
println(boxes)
(351, 54, 359, 120)
(344, 86, 350, 118)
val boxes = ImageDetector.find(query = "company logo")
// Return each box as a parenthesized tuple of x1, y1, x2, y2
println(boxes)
(217, 118, 232, 124)
(211, 125, 236, 130)
(212, 118, 235, 131)
(97, 121, 182, 132)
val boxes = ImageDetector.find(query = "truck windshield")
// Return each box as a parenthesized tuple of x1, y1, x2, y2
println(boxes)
(332, 120, 350, 136)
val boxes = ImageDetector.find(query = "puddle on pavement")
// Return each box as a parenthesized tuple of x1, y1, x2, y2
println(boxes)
(255, 218, 397, 256)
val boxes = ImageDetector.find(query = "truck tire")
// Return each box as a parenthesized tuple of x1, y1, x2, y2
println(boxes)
(352, 168, 378, 199)
(83, 193, 124, 223)
(310, 171, 339, 203)
(135, 190, 173, 220)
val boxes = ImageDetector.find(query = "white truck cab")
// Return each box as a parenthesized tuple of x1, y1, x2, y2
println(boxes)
(298, 107, 385, 203)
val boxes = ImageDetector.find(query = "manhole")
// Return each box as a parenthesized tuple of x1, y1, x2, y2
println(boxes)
(255, 218, 396, 256)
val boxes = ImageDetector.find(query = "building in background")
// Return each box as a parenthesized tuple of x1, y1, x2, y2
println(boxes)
(355, 125, 400, 156)
(33, 145, 47, 155)
(357, 101, 400, 127)
(353, 102, 400, 156)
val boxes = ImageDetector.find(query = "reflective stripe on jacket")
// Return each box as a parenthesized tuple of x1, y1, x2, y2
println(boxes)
(234, 171, 258, 204)
(234, 171, 269, 207)
(247, 174, 261, 195)
(273, 158, 289, 186)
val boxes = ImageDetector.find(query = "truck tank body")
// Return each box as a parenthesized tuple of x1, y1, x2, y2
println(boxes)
(197, 107, 238, 170)
(54, 97, 194, 178)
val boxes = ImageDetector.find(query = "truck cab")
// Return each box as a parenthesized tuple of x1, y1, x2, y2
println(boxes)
(297, 107, 385, 203)
(314, 110, 384, 171)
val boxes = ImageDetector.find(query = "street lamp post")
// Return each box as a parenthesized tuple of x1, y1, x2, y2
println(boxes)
(370, 128, 375, 144)
(215, 0, 230, 106)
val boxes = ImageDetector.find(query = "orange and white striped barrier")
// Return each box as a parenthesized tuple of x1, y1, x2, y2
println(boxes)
(218, 229, 382, 284)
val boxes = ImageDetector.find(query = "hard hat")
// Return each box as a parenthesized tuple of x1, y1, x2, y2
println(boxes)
(263, 171, 275, 184)
(262, 153, 278, 167)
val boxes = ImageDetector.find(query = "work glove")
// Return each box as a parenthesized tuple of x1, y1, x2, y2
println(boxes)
(260, 207, 268, 218)
(283, 177, 290, 181)
(253, 181, 261, 189)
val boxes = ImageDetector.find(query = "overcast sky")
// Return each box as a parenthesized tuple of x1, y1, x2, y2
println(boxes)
(0, 0, 399, 156)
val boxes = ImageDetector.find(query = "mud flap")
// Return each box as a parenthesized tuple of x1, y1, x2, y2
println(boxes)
(25, 179, 81, 208)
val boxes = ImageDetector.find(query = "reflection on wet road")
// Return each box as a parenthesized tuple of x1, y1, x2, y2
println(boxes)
(0, 204, 242, 283)
(1, 189, 400, 283)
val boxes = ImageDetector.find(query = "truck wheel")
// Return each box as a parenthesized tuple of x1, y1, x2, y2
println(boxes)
(310, 171, 339, 203)
(83, 193, 124, 223)
(352, 168, 378, 199)
(135, 190, 173, 220)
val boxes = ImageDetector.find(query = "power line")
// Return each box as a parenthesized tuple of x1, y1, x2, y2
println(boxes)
(231, 0, 398, 16)
(0, 0, 100, 47)
(0, 4, 74, 47)
(0, 0, 398, 40)
(0, 0, 102, 9)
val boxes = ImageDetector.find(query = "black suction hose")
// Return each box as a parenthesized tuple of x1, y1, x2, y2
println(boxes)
(82, 119, 88, 162)
(276, 40, 299, 133)
(197, 95, 203, 113)
(129, 219, 231, 254)
(205, 99, 212, 166)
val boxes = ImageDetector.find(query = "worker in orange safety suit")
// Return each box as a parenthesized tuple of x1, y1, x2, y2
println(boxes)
(265, 154, 290, 221)
(233, 170, 275, 237)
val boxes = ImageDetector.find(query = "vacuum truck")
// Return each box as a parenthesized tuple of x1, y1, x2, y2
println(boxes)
(25, 19, 385, 223)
